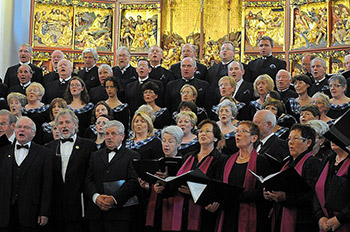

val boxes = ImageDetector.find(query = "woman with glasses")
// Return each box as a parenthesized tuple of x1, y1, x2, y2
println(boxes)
(154, 119, 224, 232)
(314, 142, 350, 232)
(104, 76, 130, 132)
(311, 92, 333, 125)
(142, 81, 171, 129)
(327, 74, 350, 119)
(64, 76, 94, 136)
(217, 121, 272, 232)
(264, 124, 321, 232)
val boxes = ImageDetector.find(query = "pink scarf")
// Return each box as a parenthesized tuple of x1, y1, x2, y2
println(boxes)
(217, 149, 258, 232)
(315, 157, 350, 232)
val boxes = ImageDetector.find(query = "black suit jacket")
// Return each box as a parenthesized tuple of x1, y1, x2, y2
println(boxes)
(8, 84, 27, 95)
(0, 83, 8, 99)
(4, 63, 43, 88)
(50, 137, 96, 222)
(149, 66, 174, 89)
(78, 66, 100, 91)
(112, 65, 138, 91)
(309, 76, 331, 98)
(245, 56, 286, 83)
(85, 147, 140, 221)
(170, 61, 208, 81)
(89, 85, 108, 105)
(234, 80, 254, 105)
(277, 88, 298, 103)
(165, 78, 212, 113)
(206, 61, 233, 87)
(43, 71, 59, 87)
(43, 80, 69, 104)
(0, 143, 52, 227)
(125, 79, 164, 115)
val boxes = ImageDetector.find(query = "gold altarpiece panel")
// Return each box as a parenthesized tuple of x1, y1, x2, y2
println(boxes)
(331, 0, 350, 47)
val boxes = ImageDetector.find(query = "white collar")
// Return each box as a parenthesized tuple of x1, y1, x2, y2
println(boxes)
(59, 76, 72, 83)
(139, 76, 149, 83)
(121, 63, 130, 72)
(260, 132, 274, 145)
(85, 64, 96, 72)
(21, 81, 31, 88)
(19, 61, 30, 65)
(151, 64, 161, 69)
(15, 141, 31, 149)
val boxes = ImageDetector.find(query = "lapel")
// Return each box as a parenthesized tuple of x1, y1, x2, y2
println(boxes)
(235, 80, 246, 98)
(260, 135, 276, 155)
(65, 137, 82, 180)
(19, 143, 39, 178)
(99, 148, 109, 167)
(54, 140, 63, 180)
(108, 148, 125, 166)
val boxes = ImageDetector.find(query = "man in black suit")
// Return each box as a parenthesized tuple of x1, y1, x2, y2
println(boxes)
(166, 57, 212, 113)
(207, 41, 235, 88)
(8, 64, 33, 95)
(0, 109, 17, 144)
(44, 59, 74, 104)
(275, 69, 298, 102)
(301, 53, 315, 83)
(0, 116, 52, 231)
(4, 44, 43, 88)
(245, 36, 286, 83)
(309, 58, 331, 97)
(48, 109, 96, 232)
(89, 64, 111, 104)
(43, 50, 64, 87)
(170, 43, 208, 80)
(229, 61, 254, 105)
(85, 120, 139, 232)
(253, 110, 289, 171)
(125, 59, 164, 115)
(78, 48, 100, 91)
(112, 46, 137, 91)
(148, 45, 174, 88)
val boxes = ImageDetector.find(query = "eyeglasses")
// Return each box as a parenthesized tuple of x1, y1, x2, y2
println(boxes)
(70, 84, 82, 88)
(329, 84, 342, 88)
(198, 129, 213, 134)
(287, 137, 306, 142)
(143, 90, 155, 95)
(236, 129, 251, 134)
(180, 91, 193, 95)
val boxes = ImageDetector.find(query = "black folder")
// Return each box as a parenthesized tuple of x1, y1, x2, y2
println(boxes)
(187, 179, 244, 206)
(249, 168, 310, 193)
(133, 157, 183, 180)
(263, 153, 290, 170)
(103, 180, 139, 207)
(145, 169, 210, 195)
(324, 108, 350, 152)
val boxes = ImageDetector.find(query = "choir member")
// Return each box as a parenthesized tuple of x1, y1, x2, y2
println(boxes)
(327, 74, 350, 119)
(7, 92, 27, 118)
(176, 111, 200, 156)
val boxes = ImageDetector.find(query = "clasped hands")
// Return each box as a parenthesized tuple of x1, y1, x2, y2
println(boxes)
(319, 216, 341, 231)
(96, 194, 115, 211)
(263, 188, 286, 202)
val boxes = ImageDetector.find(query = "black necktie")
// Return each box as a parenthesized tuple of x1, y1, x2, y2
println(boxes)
(61, 138, 74, 143)
(17, 144, 29, 150)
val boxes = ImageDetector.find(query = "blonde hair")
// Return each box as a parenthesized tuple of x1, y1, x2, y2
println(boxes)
(219, 76, 236, 88)
(131, 111, 154, 138)
(26, 82, 45, 100)
(176, 111, 197, 127)
(253, 74, 275, 97)
(180, 84, 198, 102)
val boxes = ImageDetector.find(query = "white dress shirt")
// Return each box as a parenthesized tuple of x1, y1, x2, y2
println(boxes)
(15, 141, 31, 166)
(60, 134, 77, 182)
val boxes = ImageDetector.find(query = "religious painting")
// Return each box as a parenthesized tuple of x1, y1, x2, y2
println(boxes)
(74, 5, 114, 51)
(32, 3, 74, 48)
(291, 3, 328, 50)
(118, 3, 161, 53)
(331, 1, 350, 46)
(243, 2, 285, 51)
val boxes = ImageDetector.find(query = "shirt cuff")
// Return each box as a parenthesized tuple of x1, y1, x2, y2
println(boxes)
(92, 193, 100, 204)
(111, 196, 117, 205)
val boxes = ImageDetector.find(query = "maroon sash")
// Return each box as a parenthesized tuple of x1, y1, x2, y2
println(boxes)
(216, 149, 258, 232)
(162, 154, 214, 231)
(280, 152, 312, 232)
(145, 188, 158, 227)
(315, 157, 350, 232)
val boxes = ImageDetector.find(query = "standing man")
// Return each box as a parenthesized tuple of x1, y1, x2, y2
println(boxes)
(275, 69, 298, 102)
(78, 48, 100, 91)
(309, 58, 330, 97)
(245, 36, 286, 83)
(170, 43, 208, 80)
(125, 59, 163, 115)
(301, 53, 315, 82)
(207, 41, 235, 87)
(8, 64, 33, 95)
(0, 109, 17, 144)
(44, 59, 74, 104)
(4, 44, 43, 88)
(49, 109, 96, 232)
(0, 116, 52, 231)
(85, 120, 139, 232)
(43, 50, 65, 86)
(148, 45, 174, 88)
(112, 46, 138, 91)
(253, 110, 289, 171)
(166, 57, 211, 113)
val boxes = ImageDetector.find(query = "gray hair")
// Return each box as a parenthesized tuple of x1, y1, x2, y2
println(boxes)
(52, 50, 64, 59)
(276, 69, 292, 80)
(311, 92, 330, 112)
(311, 58, 327, 68)
(0, 109, 17, 124)
(58, 59, 73, 70)
(117, 46, 131, 57)
(149, 45, 163, 55)
(228, 61, 244, 71)
(136, 105, 156, 122)
(98, 64, 113, 75)
(161, 125, 184, 145)
(16, 116, 36, 132)
(256, 109, 276, 128)
(182, 43, 196, 53)
(82, 48, 98, 61)
(306, 120, 329, 137)
(181, 57, 197, 68)
(328, 74, 347, 87)
(104, 120, 125, 135)
(19, 43, 32, 53)
(55, 109, 79, 131)
(216, 99, 238, 118)
(18, 64, 33, 74)
(7, 92, 27, 107)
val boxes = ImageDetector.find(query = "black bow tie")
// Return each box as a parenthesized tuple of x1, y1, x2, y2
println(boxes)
(60, 81, 66, 85)
(17, 144, 29, 150)
(107, 148, 118, 154)
(61, 138, 74, 143)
